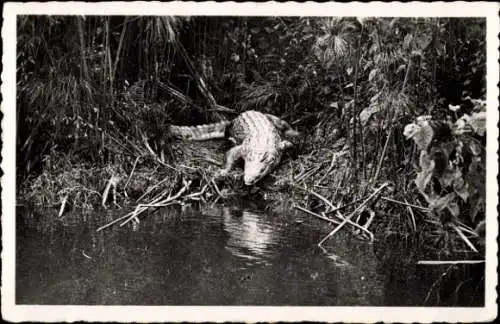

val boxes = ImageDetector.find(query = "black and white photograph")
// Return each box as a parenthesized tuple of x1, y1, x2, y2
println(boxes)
(2, 2, 498, 322)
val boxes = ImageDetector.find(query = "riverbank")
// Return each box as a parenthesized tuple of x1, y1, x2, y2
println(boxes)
(18, 128, 351, 216)
(18, 117, 486, 258)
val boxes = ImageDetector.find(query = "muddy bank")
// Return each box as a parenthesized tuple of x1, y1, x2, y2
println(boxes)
(18, 131, 350, 215)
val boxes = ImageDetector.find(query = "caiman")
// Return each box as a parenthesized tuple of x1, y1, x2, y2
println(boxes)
(169, 110, 300, 185)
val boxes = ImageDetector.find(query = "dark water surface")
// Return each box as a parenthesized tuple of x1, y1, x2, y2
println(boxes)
(16, 203, 484, 306)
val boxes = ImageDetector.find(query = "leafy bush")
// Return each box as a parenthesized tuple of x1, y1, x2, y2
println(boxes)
(404, 98, 486, 250)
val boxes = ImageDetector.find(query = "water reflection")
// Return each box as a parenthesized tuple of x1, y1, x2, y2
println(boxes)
(221, 207, 276, 264)
(15, 204, 484, 306)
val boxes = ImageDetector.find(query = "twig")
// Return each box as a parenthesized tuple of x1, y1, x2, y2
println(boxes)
(136, 176, 171, 202)
(124, 156, 140, 193)
(315, 152, 338, 186)
(211, 195, 222, 207)
(333, 209, 374, 242)
(318, 182, 389, 246)
(101, 175, 120, 209)
(324, 197, 367, 215)
(134, 202, 178, 208)
(332, 167, 348, 202)
(292, 184, 334, 211)
(120, 180, 192, 227)
(404, 198, 417, 232)
(424, 264, 455, 304)
(185, 183, 209, 199)
(96, 209, 135, 232)
(417, 260, 485, 265)
(295, 163, 323, 183)
(373, 128, 393, 184)
(140, 135, 180, 173)
(81, 250, 93, 260)
(211, 179, 224, 199)
(458, 225, 479, 237)
(452, 223, 478, 253)
(97, 180, 190, 232)
(58, 195, 69, 217)
(294, 205, 341, 225)
(381, 196, 430, 212)
(456, 220, 477, 235)
(295, 185, 374, 240)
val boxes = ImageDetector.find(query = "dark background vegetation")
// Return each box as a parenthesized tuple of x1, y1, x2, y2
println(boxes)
(16, 16, 486, 254)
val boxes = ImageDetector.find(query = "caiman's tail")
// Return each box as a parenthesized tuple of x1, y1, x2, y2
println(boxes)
(169, 121, 231, 141)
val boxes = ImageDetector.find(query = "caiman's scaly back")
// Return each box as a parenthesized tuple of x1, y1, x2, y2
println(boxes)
(169, 110, 299, 185)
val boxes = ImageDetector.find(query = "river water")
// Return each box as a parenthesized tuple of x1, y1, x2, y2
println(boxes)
(16, 203, 484, 306)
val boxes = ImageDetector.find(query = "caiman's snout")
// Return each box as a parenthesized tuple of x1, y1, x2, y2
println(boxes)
(243, 174, 258, 186)
(243, 166, 264, 186)
(244, 154, 277, 185)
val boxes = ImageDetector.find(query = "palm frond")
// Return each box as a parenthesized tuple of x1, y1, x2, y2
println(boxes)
(239, 82, 277, 109)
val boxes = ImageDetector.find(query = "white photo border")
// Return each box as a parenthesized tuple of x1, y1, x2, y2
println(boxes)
(2, 1, 499, 322)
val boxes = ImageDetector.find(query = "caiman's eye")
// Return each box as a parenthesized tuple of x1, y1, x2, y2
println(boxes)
(259, 152, 270, 163)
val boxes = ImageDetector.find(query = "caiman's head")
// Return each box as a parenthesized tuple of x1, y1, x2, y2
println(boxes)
(243, 140, 293, 186)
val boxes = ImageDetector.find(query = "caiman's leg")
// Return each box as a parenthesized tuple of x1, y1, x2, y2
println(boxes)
(217, 145, 243, 177)
(265, 113, 301, 138)
(279, 140, 293, 150)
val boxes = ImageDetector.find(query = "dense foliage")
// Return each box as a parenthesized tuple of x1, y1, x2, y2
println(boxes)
(17, 16, 487, 253)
